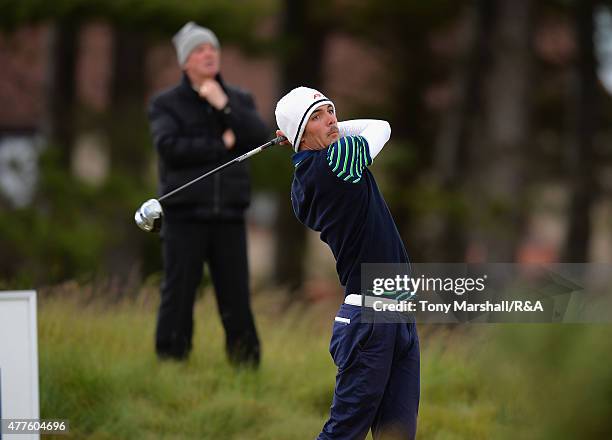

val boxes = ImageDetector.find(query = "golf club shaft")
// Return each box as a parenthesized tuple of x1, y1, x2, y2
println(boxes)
(158, 135, 286, 203)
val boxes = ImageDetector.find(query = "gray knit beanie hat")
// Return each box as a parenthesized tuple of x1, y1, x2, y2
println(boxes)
(172, 21, 220, 66)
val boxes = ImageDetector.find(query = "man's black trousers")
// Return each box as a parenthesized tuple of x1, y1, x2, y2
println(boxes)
(156, 218, 260, 365)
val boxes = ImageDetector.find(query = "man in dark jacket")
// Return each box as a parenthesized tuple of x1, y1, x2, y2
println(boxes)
(148, 22, 268, 365)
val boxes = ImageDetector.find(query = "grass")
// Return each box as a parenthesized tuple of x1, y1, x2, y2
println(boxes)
(37, 285, 612, 439)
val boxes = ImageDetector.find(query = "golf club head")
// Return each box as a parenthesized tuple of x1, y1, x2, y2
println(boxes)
(135, 199, 163, 233)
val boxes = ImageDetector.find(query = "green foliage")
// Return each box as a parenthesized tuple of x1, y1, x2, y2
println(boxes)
(39, 290, 333, 439)
(479, 324, 612, 439)
(37, 288, 612, 439)
(0, 0, 279, 47)
(373, 140, 469, 223)
(249, 145, 294, 191)
(0, 146, 155, 286)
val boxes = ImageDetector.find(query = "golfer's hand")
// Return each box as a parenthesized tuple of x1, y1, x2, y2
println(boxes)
(199, 79, 228, 110)
(222, 129, 236, 150)
(275, 130, 291, 147)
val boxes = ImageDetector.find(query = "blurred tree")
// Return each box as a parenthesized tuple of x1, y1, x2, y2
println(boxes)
(432, 0, 494, 262)
(103, 25, 151, 286)
(562, 0, 601, 262)
(469, 0, 534, 262)
(273, 0, 330, 296)
(108, 26, 149, 175)
(44, 18, 79, 168)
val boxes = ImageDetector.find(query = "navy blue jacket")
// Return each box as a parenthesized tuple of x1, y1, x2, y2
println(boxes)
(291, 135, 409, 296)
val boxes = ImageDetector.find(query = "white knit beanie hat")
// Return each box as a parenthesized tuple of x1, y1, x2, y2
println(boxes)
(172, 22, 220, 66)
(275, 87, 335, 152)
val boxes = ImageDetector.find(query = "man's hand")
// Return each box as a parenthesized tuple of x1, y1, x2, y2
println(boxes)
(275, 130, 291, 147)
(199, 79, 228, 110)
(222, 129, 236, 150)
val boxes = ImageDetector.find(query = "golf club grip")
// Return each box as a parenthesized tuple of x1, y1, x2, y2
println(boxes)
(158, 136, 287, 203)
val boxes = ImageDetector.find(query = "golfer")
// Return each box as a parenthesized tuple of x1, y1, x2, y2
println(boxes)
(275, 87, 420, 439)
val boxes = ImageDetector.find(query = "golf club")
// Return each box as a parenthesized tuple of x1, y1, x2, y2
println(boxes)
(134, 135, 287, 233)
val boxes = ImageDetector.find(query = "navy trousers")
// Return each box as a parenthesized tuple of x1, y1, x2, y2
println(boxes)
(318, 303, 420, 440)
